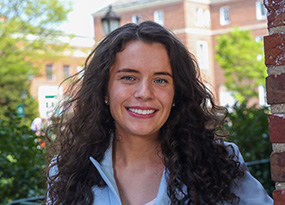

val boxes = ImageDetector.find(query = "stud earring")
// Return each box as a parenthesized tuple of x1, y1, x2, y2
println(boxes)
(105, 99, 109, 104)
(172, 103, 175, 107)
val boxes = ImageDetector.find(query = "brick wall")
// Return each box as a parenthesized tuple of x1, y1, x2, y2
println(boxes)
(263, 0, 285, 204)
(30, 55, 86, 99)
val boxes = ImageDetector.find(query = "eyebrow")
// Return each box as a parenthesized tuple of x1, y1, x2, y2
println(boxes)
(154, 72, 173, 77)
(117, 68, 173, 77)
(117, 68, 139, 73)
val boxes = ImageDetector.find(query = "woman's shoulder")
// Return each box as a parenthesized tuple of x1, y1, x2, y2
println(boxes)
(216, 141, 241, 155)
(220, 142, 273, 204)
(217, 141, 247, 166)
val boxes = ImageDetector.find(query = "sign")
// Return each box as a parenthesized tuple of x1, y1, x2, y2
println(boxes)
(17, 104, 25, 117)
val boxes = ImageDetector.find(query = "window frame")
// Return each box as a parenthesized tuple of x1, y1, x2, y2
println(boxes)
(196, 8, 210, 27)
(46, 64, 54, 81)
(196, 8, 204, 26)
(256, 1, 266, 20)
(63, 65, 70, 79)
(220, 6, 230, 25)
(154, 10, 164, 26)
(132, 14, 142, 24)
(196, 40, 209, 70)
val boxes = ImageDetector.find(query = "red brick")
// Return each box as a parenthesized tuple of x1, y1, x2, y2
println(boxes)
(266, 73, 285, 104)
(264, 0, 285, 29)
(271, 152, 285, 182)
(273, 190, 285, 205)
(264, 33, 285, 66)
(269, 114, 285, 143)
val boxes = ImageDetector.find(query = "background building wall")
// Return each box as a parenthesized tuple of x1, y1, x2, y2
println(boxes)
(92, 0, 268, 106)
(30, 45, 90, 118)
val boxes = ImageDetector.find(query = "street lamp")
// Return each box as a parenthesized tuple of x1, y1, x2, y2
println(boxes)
(101, 5, 121, 35)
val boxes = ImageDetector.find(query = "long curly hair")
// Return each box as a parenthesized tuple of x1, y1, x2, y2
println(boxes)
(45, 21, 244, 205)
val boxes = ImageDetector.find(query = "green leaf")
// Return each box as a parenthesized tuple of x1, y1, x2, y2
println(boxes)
(215, 27, 267, 103)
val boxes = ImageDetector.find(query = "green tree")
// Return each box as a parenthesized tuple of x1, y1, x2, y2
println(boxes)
(0, 116, 47, 204)
(225, 103, 274, 195)
(215, 27, 267, 103)
(0, 0, 72, 123)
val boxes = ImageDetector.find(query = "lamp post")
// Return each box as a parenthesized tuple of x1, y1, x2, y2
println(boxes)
(101, 5, 121, 35)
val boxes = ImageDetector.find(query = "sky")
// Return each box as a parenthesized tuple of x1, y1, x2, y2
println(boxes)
(58, 0, 118, 38)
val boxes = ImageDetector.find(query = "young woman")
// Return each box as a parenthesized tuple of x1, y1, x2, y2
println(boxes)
(45, 21, 273, 204)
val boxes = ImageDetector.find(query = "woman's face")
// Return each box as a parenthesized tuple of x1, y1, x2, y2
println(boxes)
(107, 41, 175, 139)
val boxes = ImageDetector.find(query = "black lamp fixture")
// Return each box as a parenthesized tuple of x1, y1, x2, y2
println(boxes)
(101, 5, 121, 35)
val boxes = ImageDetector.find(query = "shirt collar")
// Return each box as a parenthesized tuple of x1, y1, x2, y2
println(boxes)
(89, 142, 171, 204)
(89, 142, 121, 203)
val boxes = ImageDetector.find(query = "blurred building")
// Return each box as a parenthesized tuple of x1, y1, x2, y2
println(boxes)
(92, 0, 268, 106)
(30, 36, 93, 118)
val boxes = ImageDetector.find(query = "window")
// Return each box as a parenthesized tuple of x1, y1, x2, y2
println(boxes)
(196, 41, 209, 69)
(220, 6, 230, 25)
(196, 8, 204, 26)
(204, 10, 210, 27)
(154, 10, 164, 26)
(196, 8, 210, 27)
(77, 66, 84, 79)
(46, 64, 53, 80)
(63, 65, 70, 79)
(258, 85, 268, 106)
(132, 15, 141, 24)
(255, 35, 264, 61)
(255, 35, 264, 42)
(256, 1, 266, 20)
(219, 85, 235, 109)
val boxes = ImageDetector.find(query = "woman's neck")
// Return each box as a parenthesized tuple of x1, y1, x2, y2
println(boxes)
(113, 133, 163, 168)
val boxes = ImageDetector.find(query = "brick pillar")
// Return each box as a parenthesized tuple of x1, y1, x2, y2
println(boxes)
(264, 0, 285, 204)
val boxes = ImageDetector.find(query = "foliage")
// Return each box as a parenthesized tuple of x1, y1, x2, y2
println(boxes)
(225, 103, 274, 195)
(215, 27, 267, 103)
(0, 0, 72, 122)
(0, 116, 47, 204)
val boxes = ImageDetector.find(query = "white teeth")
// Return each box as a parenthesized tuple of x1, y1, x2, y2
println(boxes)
(128, 108, 156, 115)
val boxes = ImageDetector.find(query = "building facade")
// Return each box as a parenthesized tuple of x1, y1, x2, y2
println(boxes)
(30, 38, 93, 118)
(92, 0, 268, 106)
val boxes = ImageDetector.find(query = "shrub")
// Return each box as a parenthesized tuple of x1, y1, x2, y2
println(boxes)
(225, 103, 274, 195)
(0, 116, 46, 204)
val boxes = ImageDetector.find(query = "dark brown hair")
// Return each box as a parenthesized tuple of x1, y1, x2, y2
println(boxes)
(45, 21, 244, 204)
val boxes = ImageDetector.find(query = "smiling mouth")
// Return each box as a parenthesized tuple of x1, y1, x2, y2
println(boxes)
(127, 108, 157, 115)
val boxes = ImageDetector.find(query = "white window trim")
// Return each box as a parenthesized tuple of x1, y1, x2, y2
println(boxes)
(204, 10, 210, 27)
(255, 35, 264, 42)
(196, 8, 204, 26)
(132, 14, 141, 24)
(256, 1, 267, 20)
(219, 85, 236, 109)
(196, 40, 209, 70)
(220, 6, 230, 26)
(258, 85, 268, 106)
(154, 10, 164, 26)
(76, 66, 84, 79)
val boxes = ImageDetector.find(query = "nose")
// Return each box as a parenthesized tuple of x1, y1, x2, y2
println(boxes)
(134, 79, 154, 101)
